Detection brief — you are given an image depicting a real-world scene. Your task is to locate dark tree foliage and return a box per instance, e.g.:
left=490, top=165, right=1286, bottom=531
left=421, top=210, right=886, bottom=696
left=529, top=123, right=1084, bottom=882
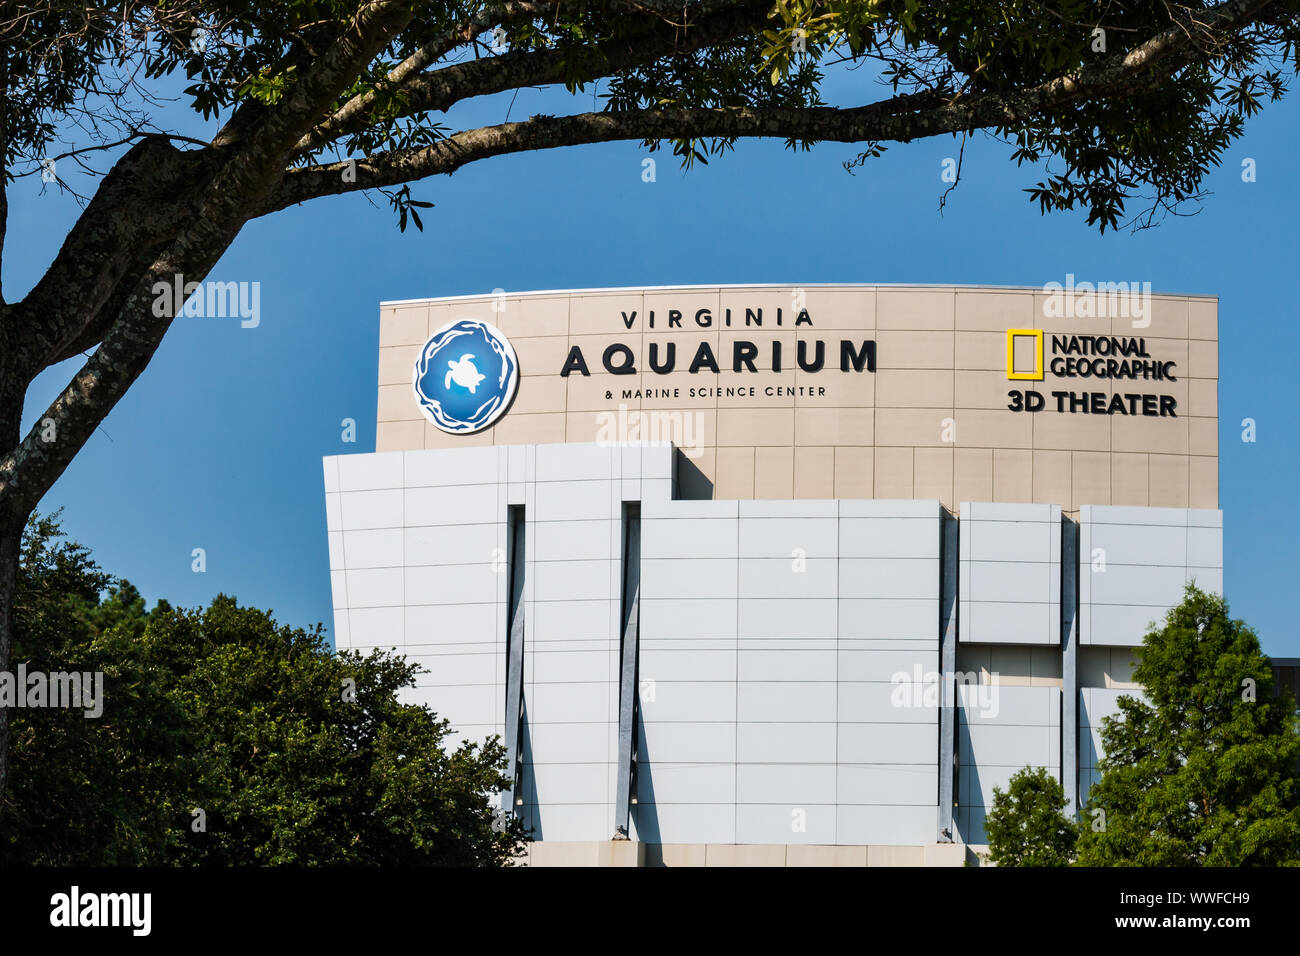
left=1076, top=585, right=1300, bottom=866
left=983, top=765, right=1078, bottom=866
left=0, top=512, right=195, bottom=865
left=0, top=515, right=525, bottom=866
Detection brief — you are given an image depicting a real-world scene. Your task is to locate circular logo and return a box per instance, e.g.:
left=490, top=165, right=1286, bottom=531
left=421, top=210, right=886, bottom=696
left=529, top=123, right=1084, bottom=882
left=412, top=320, right=519, bottom=433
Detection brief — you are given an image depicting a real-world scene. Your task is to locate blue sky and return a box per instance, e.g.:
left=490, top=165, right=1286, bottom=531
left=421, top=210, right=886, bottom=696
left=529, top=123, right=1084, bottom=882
left=6, top=73, right=1297, bottom=655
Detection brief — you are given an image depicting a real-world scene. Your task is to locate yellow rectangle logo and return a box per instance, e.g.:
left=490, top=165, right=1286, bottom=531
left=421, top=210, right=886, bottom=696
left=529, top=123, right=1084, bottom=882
left=1006, top=329, right=1044, bottom=381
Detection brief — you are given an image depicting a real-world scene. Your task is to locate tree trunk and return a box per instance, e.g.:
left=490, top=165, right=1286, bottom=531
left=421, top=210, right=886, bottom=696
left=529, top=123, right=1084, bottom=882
left=0, top=376, right=25, bottom=804
left=0, top=517, right=17, bottom=805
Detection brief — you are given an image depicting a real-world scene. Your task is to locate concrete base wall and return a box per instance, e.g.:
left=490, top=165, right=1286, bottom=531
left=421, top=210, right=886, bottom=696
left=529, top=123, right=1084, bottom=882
left=523, top=841, right=975, bottom=867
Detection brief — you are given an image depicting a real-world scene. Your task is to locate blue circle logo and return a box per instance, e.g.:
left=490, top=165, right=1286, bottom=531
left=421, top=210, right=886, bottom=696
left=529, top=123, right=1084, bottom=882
left=412, top=320, right=519, bottom=433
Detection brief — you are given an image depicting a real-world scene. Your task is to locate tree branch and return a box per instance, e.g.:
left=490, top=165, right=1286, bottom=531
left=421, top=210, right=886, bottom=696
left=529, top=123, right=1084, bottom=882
left=9, top=137, right=203, bottom=377
left=0, top=0, right=434, bottom=516
left=266, top=0, right=1275, bottom=214
left=212, top=0, right=417, bottom=153
left=13, top=0, right=420, bottom=383
left=43, top=248, right=165, bottom=366
left=295, top=1, right=559, bottom=154
left=0, top=42, right=8, bottom=307
left=0, top=203, right=248, bottom=522
left=295, top=0, right=769, bottom=156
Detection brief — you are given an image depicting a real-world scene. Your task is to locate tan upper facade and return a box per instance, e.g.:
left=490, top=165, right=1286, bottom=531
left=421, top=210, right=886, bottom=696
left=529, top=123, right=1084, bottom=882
left=376, top=284, right=1218, bottom=511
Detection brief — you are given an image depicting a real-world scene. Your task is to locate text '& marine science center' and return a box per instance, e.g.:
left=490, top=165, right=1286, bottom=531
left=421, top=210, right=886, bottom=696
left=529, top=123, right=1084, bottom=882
left=322, top=284, right=1220, bottom=866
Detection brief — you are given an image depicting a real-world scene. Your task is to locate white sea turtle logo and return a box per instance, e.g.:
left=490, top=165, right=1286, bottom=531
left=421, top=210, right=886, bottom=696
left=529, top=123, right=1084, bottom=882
left=444, top=353, right=487, bottom=394
left=413, top=319, right=519, bottom=433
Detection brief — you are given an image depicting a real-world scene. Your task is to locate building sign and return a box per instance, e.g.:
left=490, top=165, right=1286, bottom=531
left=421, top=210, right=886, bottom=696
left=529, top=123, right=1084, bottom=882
left=1005, top=329, right=1178, bottom=417
left=407, top=307, right=1187, bottom=433
left=413, top=319, right=519, bottom=433
left=558, top=306, right=877, bottom=378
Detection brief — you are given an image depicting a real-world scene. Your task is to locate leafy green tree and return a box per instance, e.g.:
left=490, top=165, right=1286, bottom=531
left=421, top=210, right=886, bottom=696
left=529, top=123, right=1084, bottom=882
left=1076, top=585, right=1300, bottom=866
left=2, top=0, right=1299, bottom=796
left=151, top=596, right=527, bottom=865
left=983, top=765, right=1078, bottom=866
left=1, top=514, right=525, bottom=865
left=0, top=512, right=196, bottom=865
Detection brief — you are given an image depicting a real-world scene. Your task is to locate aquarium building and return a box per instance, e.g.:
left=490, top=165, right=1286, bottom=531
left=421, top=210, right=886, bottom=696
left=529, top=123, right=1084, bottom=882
left=322, top=284, right=1221, bottom=865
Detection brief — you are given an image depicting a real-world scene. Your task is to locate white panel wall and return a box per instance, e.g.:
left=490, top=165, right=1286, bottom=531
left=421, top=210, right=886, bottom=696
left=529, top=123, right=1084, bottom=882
left=632, top=497, right=942, bottom=846
left=325, top=443, right=672, bottom=843
left=520, top=444, right=619, bottom=841
left=959, top=502, right=1061, bottom=645
left=835, top=500, right=941, bottom=845
left=518, top=443, right=673, bottom=841
left=736, top=499, right=840, bottom=846
left=324, top=444, right=1221, bottom=849
left=635, top=496, right=740, bottom=843
left=1079, top=506, right=1223, bottom=647
left=325, top=447, right=509, bottom=758
left=1079, top=687, right=1149, bottom=804
left=324, top=452, right=947, bottom=848
left=956, top=683, right=1061, bottom=845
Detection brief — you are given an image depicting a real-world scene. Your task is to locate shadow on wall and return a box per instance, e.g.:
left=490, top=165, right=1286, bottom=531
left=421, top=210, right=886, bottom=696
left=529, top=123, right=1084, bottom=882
left=630, top=732, right=660, bottom=842
left=1271, top=659, right=1300, bottom=774
left=674, top=449, right=713, bottom=500
left=1271, top=659, right=1300, bottom=706
left=517, top=707, right=542, bottom=841
left=955, top=717, right=985, bottom=845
